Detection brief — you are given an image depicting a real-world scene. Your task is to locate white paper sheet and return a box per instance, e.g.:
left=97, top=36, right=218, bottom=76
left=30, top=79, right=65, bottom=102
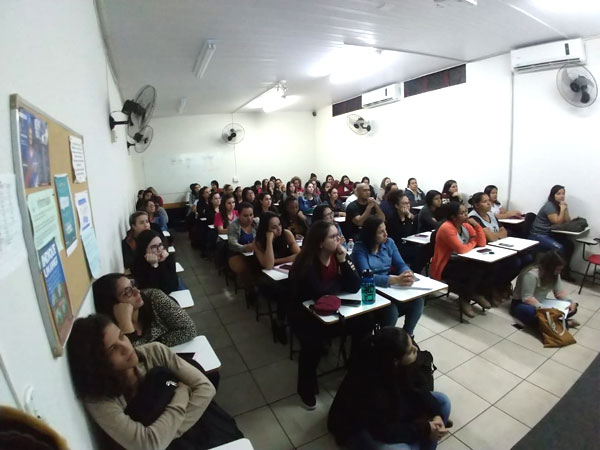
left=0, top=174, right=28, bottom=279
left=81, top=226, right=101, bottom=279
left=69, top=136, right=87, bottom=183
left=74, top=190, right=92, bottom=232
left=26, top=189, right=64, bottom=254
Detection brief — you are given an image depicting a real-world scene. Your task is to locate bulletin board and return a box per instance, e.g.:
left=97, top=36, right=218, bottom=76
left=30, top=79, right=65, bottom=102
left=9, top=95, right=98, bottom=357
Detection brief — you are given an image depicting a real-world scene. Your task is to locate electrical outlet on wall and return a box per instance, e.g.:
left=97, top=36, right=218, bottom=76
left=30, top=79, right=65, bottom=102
left=232, top=176, right=239, bottom=183
left=24, top=385, right=43, bottom=420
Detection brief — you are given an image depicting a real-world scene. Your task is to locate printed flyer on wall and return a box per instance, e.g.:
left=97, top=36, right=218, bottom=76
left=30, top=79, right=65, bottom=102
left=54, top=174, right=78, bottom=256
left=38, top=238, right=73, bottom=345
left=19, top=107, right=50, bottom=188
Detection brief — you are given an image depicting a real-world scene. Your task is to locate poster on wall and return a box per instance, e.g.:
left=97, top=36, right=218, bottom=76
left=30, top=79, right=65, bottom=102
left=0, top=174, right=28, bottom=280
left=54, top=174, right=78, bottom=256
left=74, top=190, right=92, bottom=231
left=38, top=238, right=73, bottom=345
left=26, top=189, right=64, bottom=253
left=69, top=136, right=87, bottom=183
left=19, top=107, right=50, bottom=188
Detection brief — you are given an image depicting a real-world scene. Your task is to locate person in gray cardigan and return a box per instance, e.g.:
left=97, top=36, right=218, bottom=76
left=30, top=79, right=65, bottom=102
left=227, top=202, right=258, bottom=291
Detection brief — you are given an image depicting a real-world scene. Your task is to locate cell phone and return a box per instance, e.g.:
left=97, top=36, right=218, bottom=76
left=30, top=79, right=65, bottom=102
left=416, top=234, right=428, bottom=237
left=476, top=248, right=492, bottom=254
left=279, top=264, right=293, bottom=270
left=341, top=299, right=361, bottom=307
left=498, top=243, right=514, bottom=248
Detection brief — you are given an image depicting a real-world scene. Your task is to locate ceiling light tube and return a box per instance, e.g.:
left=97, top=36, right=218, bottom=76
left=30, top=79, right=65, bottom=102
left=177, top=97, right=187, bottom=114
left=193, top=40, right=216, bottom=78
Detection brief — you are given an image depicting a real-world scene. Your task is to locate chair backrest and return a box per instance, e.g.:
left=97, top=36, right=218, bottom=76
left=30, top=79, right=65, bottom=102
left=523, top=212, right=537, bottom=237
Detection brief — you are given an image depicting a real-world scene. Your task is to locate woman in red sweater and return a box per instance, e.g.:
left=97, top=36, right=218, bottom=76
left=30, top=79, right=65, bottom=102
left=430, top=202, right=488, bottom=317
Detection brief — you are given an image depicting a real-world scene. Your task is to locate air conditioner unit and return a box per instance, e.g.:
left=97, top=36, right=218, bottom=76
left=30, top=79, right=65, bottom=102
left=511, top=39, right=586, bottom=73
left=361, top=83, right=403, bottom=108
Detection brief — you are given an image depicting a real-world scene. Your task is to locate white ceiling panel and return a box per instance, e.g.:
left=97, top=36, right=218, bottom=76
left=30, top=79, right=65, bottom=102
left=96, top=0, right=600, bottom=116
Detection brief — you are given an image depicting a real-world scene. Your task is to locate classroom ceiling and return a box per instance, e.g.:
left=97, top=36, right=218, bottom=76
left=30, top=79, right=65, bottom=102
left=96, top=0, right=600, bottom=117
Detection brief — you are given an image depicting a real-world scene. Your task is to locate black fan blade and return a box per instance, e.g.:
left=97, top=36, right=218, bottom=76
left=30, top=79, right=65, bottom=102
left=353, top=123, right=359, bottom=129
left=581, top=86, right=590, bottom=104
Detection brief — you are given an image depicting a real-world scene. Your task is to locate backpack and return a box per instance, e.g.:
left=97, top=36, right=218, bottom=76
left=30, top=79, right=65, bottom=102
left=550, top=217, right=588, bottom=233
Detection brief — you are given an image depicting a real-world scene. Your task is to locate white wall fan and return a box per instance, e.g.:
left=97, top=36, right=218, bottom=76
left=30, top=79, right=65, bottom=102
left=221, top=123, right=245, bottom=144
left=347, top=114, right=372, bottom=135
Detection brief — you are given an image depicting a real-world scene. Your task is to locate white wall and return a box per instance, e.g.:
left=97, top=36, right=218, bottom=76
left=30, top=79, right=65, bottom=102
left=0, top=1, right=144, bottom=448
left=145, top=111, right=317, bottom=203
left=314, top=54, right=514, bottom=203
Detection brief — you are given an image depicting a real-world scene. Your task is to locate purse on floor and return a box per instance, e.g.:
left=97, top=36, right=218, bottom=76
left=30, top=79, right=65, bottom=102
left=536, top=307, right=576, bottom=348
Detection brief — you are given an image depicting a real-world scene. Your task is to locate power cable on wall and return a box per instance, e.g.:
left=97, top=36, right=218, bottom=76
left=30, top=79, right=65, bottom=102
left=507, top=71, right=515, bottom=208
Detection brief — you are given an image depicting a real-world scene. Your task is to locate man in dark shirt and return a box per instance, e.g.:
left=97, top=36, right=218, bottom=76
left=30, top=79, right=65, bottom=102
left=345, top=183, right=385, bottom=240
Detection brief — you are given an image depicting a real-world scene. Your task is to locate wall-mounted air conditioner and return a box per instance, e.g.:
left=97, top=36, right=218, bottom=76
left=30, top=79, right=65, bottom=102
left=361, top=83, right=403, bottom=108
left=511, top=39, right=586, bottom=73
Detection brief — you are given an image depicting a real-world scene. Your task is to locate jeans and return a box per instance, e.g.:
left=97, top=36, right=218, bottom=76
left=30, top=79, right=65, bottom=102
left=529, top=233, right=574, bottom=265
left=395, top=298, right=425, bottom=337
left=346, top=392, right=451, bottom=450
left=511, top=299, right=577, bottom=328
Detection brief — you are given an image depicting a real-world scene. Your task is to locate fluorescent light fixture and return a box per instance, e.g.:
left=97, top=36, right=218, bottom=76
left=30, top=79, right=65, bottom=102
left=244, top=82, right=299, bottom=112
left=530, top=0, right=600, bottom=12
left=193, top=40, right=216, bottom=78
left=177, top=97, right=187, bottom=114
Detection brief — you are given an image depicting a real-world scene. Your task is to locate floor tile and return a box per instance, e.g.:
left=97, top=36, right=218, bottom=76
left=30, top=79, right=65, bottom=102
left=214, top=371, right=266, bottom=416
left=296, top=433, right=341, bottom=450
left=441, top=323, right=503, bottom=354
left=526, top=358, right=582, bottom=397
left=236, top=333, right=290, bottom=370
left=419, top=335, right=475, bottom=373
left=572, top=304, right=596, bottom=326
left=319, top=370, right=346, bottom=398
left=572, top=326, right=600, bottom=351
left=251, top=359, right=298, bottom=403
left=446, top=356, right=521, bottom=404
left=434, top=375, right=490, bottom=431
left=506, top=328, right=559, bottom=357
left=551, top=342, right=599, bottom=372
left=573, top=291, right=600, bottom=312
left=234, top=406, right=293, bottom=450
left=271, top=392, right=334, bottom=448
left=207, top=290, right=246, bottom=309
left=215, top=345, right=248, bottom=378
left=216, top=302, right=256, bottom=325
left=226, top=316, right=273, bottom=345
left=469, top=311, right=519, bottom=338
left=455, top=407, right=529, bottom=450
left=413, top=323, right=437, bottom=342
left=585, top=311, right=600, bottom=330
left=418, top=305, right=460, bottom=333
left=496, top=381, right=559, bottom=427
left=438, top=435, right=472, bottom=450
left=188, top=309, right=222, bottom=333
left=202, top=324, right=234, bottom=349
left=480, top=340, right=546, bottom=378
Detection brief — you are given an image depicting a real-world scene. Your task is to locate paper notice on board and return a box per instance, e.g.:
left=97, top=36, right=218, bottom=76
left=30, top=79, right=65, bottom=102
left=27, top=189, right=64, bottom=255
left=0, top=173, right=28, bottom=279
left=81, top=226, right=101, bottom=279
left=54, top=174, right=78, bottom=256
left=74, top=190, right=92, bottom=232
left=69, top=136, right=86, bottom=183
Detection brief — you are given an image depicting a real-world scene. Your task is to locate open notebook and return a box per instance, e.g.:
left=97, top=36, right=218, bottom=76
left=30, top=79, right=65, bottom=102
left=540, top=299, right=571, bottom=314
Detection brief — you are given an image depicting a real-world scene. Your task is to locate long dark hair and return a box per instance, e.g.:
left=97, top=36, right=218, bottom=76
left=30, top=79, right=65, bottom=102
left=281, top=195, right=299, bottom=221
left=255, top=211, right=281, bottom=250
left=291, top=220, right=335, bottom=279
left=219, top=193, right=235, bottom=228
left=92, top=273, right=153, bottom=332
left=442, top=179, right=457, bottom=196
left=67, top=314, right=130, bottom=399
left=285, top=181, right=296, bottom=196
left=537, top=250, right=565, bottom=286
left=443, top=201, right=463, bottom=221
left=548, top=185, right=565, bottom=209
left=359, top=216, right=385, bottom=252
left=312, top=204, right=332, bottom=222
left=425, top=190, right=441, bottom=208
left=468, top=192, right=486, bottom=208
left=484, top=185, right=500, bottom=205
left=383, top=182, right=398, bottom=200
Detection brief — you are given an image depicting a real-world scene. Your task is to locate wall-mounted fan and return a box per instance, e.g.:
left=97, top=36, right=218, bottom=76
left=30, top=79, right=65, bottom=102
left=222, top=123, right=245, bottom=144
left=556, top=65, right=597, bottom=107
left=109, top=85, right=157, bottom=137
left=127, top=125, right=153, bottom=153
left=347, top=114, right=372, bottom=135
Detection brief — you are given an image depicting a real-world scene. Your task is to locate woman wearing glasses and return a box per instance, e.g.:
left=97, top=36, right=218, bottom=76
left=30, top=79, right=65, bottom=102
left=132, top=230, right=179, bottom=294
left=93, top=273, right=196, bottom=348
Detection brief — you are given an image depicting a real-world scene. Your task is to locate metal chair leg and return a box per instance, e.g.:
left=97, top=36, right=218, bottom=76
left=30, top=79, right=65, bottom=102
left=579, top=261, right=592, bottom=294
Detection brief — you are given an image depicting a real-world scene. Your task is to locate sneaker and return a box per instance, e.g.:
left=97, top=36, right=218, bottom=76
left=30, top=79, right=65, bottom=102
left=473, top=295, right=491, bottom=309
left=299, top=393, right=317, bottom=410
left=459, top=298, right=475, bottom=318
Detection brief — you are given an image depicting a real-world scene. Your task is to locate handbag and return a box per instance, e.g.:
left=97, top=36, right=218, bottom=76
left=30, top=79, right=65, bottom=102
left=406, top=349, right=437, bottom=392
left=550, top=217, right=588, bottom=232
left=310, top=295, right=342, bottom=316
left=535, top=307, right=576, bottom=348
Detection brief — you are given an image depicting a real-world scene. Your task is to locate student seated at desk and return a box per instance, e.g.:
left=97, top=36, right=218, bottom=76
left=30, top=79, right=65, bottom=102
left=210, top=179, right=221, bottom=194
left=122, top=212, right=150, bottom=273
left=93, top=273, right=196, bottom=347
left=345, top=183, right=386, bottom=241
left=352, top=217, right=423, bottom=338
left=430, top=202, right=489, bottom=318
left=319, top=181, right=332, bottom=202
left=379, top=182, right=399, bottom=221
left=484, top=185, right=521, bottom=219
left=222, top=183, right=234, bottom=197
left=529, top=185, right=575, bottom=280
left=324, top=187, right=346, bottom=217
left=227, top=202, right=258, bottom=292
left=254, top=211, right=300, bottom=343
left=467, top=192, right=507, bottom=242
left=267, top=179, right=283, bottom=204
left=510, top=251, right=579, bottom=329
left=214, top=194, right=238, bottom=235
left=406, top=178, right=426, bottom=208
left=338, top=175, right=354, bottom=198
left=233, top=186, right=243, bottom=209
left=280, top=196, right=308, bottom=239
left=283, top=181, right=297, bottom=202
left=313, top=204, right=345, bottom=244
left=441, top=180, right=462, bottom=205
left=252, top=180, right=262, bottom=196
left=417, top=190, right=442, bottom=233
left=240, top=187, right=255, bottom=209
left=133, top=230, right=180, bottom=294
left=289, top=221, right=396, bottom=409
left=377, top=177, right=391, bottom=204
left=324, top=174, right=335, bottom=187
left=254, top=192, right=279, bottom=216
left=142, top=199, right=168, bottom=233
left=147, top=187, right=164, bottom=207
left=291, top=175, right=304, bottom=194
left=361, top=176, right=376, bottom=198
left=298, top=181, right=321, bottom=214
left=187, top=183, right=201, bottom=218
left=66, top=315, right=242, bottom=450
left=329, top=327, right=451, bottom=450
left=205, top=192, right=220, bottom=225
left=194, top=187, right=210, bottom=218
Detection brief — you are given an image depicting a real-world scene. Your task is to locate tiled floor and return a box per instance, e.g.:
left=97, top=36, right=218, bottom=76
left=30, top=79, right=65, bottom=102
left=173, top=232, right=600, bottom=450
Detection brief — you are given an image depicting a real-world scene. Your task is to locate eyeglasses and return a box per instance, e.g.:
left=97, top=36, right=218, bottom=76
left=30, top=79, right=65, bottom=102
left=149, top=243, right=165, bottom=252
left=120, top=280, right=138, bottom=298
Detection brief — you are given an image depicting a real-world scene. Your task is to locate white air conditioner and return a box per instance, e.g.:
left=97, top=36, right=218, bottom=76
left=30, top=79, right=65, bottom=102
left=361, top=83, right=403, bottom=108
left=511, top=39, right=586, bottom=73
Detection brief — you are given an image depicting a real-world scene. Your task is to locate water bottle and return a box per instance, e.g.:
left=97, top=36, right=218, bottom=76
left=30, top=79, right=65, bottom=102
left=361, top=269, right=375, bottom=305
left=346, top=239, right=354, bottom=255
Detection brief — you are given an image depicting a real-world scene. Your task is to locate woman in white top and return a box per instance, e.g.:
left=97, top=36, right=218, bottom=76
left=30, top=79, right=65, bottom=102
left=484, top=185, right=521, bottom=220
left=467, top=192, right=507, bottom=242
left=376, top=177, right=391, bottom=204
